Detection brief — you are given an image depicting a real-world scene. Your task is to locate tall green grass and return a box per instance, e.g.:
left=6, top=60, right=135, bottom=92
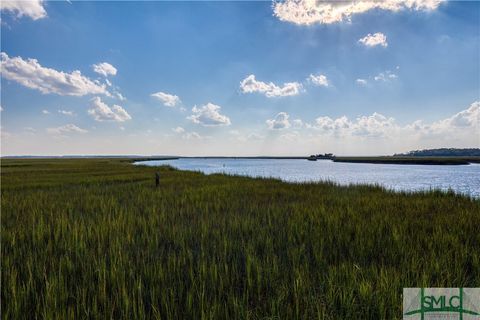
left=1, top=158, right=479, bottom=319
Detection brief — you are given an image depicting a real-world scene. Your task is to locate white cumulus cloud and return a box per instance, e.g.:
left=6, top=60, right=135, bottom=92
left=314, top=115, right=352, bottom=132
left=113, top=92, right=126, bottom=101
left=307, top=101, right=479, bottom=140
left=1, top=0, right=47, bottom=20
left=187, top=103, right=231, bottom=127
left=240, top=74, right=302, bottom=98
left=58, top=110, right=74, bottom=116
left=1, top=52, right=108, bottom=96
left=88, top=97, right=131, bottom=122
left=308, top=74, right=330, bottom=87
left=358, top=32, right=388, bottom=47
left=311, top=113, right=396, bottom=138
left=293, top=119, right=304, bottom=128
left=310, top=113, right=396, bottom=138
left=266, top=112, right=291, bottom=130
left=273, top=0, right=443, bottom=26
left=447, top=101, right=480, bottom=127
left=93, top=62, right=117, bottom=77
left=374, top=70, right=398, bottom=82
left=353, top=113, right=396, bottom=137
left=425, top=101, right=480, bottom=133
left=172, top=126, right=185, bottom=133
left=46, top=124, right=87, bottom=135
left=356, top=79, right=368, bottom=86
left=151, top=91, right=181, bottom=107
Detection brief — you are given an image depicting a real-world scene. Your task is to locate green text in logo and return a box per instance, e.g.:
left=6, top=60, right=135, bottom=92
left=403, top=288, right=480, bottom=320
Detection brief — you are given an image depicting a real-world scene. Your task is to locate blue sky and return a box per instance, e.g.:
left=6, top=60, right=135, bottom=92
left=1, top=0, right=479, bottom=156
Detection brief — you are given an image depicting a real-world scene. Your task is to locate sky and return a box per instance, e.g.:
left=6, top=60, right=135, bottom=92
left=1, top=0, right=479, bottom=156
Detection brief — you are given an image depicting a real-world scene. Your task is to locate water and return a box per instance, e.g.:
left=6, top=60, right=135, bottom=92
left=135, top=158, right=480, bottom=198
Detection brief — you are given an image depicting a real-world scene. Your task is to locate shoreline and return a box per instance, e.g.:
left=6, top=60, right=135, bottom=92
left=131, top=159, right=479, bottom=199
left=332, top=156, right=480, bottom=165
left=3, top=155, right=480, bottom=166
left=131, top=156, right=480, bottom=166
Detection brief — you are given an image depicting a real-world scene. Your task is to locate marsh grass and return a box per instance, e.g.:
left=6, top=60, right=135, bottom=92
left=1, top=159, right=479, bottom=319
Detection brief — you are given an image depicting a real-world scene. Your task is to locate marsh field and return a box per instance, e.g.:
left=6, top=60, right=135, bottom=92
left=1, top=158, right=479, bottom=319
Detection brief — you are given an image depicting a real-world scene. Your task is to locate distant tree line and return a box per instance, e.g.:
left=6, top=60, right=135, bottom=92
left=394, top=148, right=480, bottom=157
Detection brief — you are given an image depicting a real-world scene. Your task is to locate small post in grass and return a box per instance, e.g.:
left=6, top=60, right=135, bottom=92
left=155, top=172, right=160, bottom=188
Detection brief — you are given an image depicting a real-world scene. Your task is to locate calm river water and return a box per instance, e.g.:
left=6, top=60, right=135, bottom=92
left=135, top=158, right=480, bottom=198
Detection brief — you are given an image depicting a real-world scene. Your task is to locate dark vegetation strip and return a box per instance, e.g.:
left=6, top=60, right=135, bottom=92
left=332, top=156, right=480, bottom=165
